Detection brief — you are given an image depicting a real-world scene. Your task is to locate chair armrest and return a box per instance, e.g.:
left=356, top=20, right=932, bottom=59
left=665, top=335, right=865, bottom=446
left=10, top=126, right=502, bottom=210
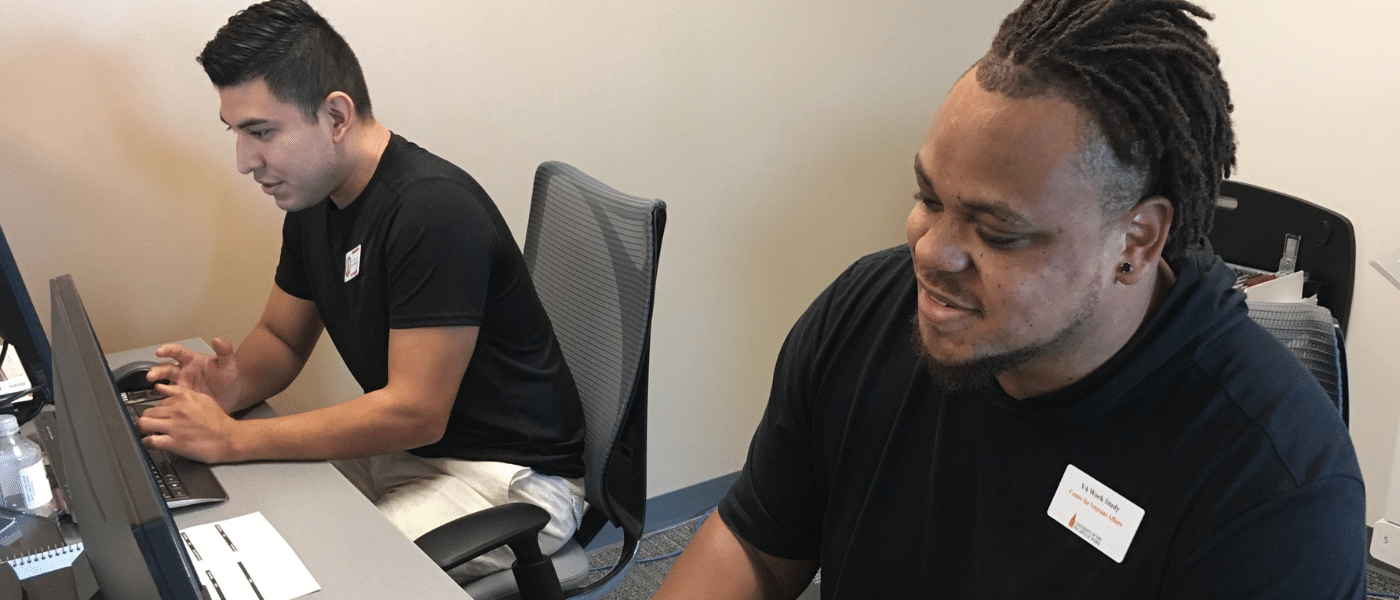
left=415, top=502, right=551, bottom=571
left=413, top=502, right=564, bottom=600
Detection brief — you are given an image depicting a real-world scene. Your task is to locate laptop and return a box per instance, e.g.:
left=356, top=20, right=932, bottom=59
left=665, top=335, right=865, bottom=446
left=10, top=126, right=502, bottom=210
left=2, top=222, right=225, bottom=510
left=35, top=399, right=228, bottom=510
left=49, top=273, right=211, bottom=599
left=22, top=322, right=227, bottom=508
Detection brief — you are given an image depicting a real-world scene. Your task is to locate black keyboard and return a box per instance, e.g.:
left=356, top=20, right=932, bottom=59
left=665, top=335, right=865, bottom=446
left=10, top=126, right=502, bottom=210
left=121, top=392, right=190, bottom=501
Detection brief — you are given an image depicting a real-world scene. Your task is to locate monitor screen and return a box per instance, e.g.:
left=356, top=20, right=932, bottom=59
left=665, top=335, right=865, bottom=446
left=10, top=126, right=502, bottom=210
left=0, top=223, right=51, bottom=416
left=49, top=274, right=206, bottom=600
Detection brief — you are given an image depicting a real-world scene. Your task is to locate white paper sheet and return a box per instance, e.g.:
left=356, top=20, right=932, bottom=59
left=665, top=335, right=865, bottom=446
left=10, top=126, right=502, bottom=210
left=180, top=512, right=320, bottom=600
left=1243, top=270, right=1305, bottom=303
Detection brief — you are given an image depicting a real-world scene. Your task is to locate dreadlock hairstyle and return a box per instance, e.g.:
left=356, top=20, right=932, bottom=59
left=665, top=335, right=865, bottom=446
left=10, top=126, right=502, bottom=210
left=976, top=0, right=1235, bottom=263
left=198, top=0, right=372, bottom=123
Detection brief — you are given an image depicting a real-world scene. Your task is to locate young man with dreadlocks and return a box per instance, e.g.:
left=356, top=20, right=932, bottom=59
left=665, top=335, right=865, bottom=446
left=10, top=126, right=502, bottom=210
left=134, top=0, right=587, bottom=580
left=657, top=0, right=1364, bottom=597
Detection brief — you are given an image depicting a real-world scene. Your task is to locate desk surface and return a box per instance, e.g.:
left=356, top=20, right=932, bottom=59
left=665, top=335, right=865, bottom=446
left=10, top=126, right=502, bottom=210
left=106, top=340, right=469, bottom=600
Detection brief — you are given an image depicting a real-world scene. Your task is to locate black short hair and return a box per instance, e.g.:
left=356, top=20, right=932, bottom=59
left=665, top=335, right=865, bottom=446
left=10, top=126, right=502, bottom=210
left=977, top=0, right=1235, bottom=263
left=198, top=0, right=372, bottom=123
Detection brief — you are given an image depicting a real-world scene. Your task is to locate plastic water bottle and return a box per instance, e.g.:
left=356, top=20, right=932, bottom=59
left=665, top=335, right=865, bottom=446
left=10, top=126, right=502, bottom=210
left=0, top=414, right=54, bottom=516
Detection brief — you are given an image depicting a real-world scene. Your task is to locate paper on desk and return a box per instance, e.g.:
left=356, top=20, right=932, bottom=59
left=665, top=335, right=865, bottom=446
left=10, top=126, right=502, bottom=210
left=181, top=512, right=320, bottom=600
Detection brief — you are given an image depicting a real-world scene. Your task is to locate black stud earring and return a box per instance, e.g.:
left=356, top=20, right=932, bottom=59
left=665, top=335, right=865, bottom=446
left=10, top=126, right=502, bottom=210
left=1120, top=263, right=1133, bottom=274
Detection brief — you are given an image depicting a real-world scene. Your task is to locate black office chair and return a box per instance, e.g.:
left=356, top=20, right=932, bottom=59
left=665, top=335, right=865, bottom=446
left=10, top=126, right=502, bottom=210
left=1211, top=180, right=1354, bottom=423
left=416, top=161, right=665, bottom=600
left=1212, top=180, right=1356, bottom=334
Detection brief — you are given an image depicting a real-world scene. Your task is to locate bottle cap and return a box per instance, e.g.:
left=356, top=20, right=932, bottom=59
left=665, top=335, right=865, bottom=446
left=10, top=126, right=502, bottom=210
left=0, top=414, right=16, bottom=436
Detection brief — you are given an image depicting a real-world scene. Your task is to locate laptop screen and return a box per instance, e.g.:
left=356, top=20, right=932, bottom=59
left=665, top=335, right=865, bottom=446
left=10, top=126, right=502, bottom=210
left=50, top=274, right=206, bottom=600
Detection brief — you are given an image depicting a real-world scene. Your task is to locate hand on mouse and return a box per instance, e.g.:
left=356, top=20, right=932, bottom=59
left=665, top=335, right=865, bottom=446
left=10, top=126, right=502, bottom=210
left=148, top=339, right=243, bottom=414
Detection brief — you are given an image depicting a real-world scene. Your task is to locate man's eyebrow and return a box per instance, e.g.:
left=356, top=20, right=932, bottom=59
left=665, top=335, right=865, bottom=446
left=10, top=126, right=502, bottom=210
left=913, top=155, right=932, bottom=187
left=963, top=198, right=1033, bottom=227
left=913, top=155, right=1033, bottom=227
left=219, top=115, right=270, bottom=130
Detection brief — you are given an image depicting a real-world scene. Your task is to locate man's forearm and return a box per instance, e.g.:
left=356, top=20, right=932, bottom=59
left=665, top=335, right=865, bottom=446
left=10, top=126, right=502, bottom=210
left=226, top=386, right=449, bottom=461
left=219, top=325, right=471, bottom=462
left=229, top=323, right=313, bottom=411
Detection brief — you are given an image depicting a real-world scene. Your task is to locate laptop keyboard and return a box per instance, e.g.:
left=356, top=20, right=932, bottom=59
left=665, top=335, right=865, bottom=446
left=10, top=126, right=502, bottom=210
left=121, top=391, right=191, bottom=501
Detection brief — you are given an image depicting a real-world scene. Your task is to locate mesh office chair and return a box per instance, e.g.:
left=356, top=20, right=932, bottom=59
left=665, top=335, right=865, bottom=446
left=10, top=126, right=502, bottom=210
left=416, top=161, right=666, bottom=600
left=1211, top=180, right=1354, bottom=423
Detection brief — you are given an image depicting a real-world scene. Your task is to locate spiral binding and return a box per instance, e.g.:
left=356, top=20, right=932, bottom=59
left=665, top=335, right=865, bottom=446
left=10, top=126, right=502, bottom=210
left=5, top=541, right=83, bottom=580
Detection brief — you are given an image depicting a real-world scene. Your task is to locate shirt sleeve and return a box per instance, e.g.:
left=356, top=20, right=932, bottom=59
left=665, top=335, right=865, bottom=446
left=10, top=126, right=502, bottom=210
left=382, top=177, right=501, bottom=329
left=274, top=212, right=313, bottom=300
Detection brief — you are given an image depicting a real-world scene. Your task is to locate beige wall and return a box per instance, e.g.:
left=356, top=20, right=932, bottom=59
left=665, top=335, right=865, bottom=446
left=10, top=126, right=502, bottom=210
left=2, top=0, right=1396, bottom=528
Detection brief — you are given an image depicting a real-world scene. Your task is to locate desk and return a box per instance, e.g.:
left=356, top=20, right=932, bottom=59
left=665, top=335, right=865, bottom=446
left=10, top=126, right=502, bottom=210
left=105, top=340, right=469, bottom=600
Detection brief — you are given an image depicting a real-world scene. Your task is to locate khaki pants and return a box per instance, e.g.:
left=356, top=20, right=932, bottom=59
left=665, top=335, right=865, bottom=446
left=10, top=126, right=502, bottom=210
left=333, top=453, right=585, bottom=582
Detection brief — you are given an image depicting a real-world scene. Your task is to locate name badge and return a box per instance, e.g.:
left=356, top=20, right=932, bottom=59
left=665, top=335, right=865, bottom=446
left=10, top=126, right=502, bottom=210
left=344, top=245, right=362, bottom=282
left=1046, top=464, right=1145, bottom=563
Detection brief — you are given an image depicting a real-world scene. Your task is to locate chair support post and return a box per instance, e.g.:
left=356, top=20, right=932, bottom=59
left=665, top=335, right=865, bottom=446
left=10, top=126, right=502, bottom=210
left=508, top=539, right=564, bottom=600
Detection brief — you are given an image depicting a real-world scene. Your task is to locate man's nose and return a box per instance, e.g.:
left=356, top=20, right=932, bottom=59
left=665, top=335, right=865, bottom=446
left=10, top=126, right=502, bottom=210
left=235, top=135, right=264, bottom=175
left=915, top=215, right=972, bottom=275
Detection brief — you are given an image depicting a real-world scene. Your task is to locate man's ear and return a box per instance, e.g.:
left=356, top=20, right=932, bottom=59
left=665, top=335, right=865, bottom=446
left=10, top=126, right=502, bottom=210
left=1117, top=195, right=1173, bottom=284
left=321, top=91, right=356, bottom=142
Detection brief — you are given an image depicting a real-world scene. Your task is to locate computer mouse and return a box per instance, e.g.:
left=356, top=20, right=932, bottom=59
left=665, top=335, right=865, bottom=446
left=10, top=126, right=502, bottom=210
left=111, top=360, right=161, bottom=393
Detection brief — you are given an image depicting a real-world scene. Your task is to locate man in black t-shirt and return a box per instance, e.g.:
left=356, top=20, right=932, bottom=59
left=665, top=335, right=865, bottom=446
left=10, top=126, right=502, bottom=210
left=133, top=0, right=585, bottom=579
left=656, top=0, right=1364, bottom=598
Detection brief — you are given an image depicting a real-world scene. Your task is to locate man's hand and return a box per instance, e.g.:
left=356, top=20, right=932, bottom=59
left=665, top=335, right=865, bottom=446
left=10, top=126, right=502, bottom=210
left=148, top=338, right=242, bottom=413
left=136, top=383, right=244, bottom=464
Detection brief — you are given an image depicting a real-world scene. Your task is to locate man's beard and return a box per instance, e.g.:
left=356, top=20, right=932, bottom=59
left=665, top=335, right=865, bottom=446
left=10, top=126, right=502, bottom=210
left=908, top=291, right=1099, bottom=394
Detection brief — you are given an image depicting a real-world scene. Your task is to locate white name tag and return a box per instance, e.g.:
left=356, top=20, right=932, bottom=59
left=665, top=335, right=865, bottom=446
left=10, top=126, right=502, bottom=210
left=1046, top=464, right=1145, bottom=563
left=344, top=245, right=362, bottom=282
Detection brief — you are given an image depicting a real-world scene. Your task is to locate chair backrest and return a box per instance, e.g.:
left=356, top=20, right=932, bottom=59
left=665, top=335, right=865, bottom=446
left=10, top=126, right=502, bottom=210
left=1213, top=180, right=1353, bottom=426
left=1246, top=301, right=1348, bottom=424
left=1212, top=180, right=1356, bottom=334
left=521, top=161, right=665, bottom=558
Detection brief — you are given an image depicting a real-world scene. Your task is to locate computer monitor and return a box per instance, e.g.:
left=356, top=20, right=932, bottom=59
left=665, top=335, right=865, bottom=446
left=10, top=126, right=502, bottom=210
left=49, top=274, right=207, bottom=600
left=0, top=223, right=51, bottom=417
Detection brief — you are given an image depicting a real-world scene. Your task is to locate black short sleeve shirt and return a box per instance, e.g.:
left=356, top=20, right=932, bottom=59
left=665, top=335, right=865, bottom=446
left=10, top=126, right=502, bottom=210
left=276, top=134, right=583, bottom=477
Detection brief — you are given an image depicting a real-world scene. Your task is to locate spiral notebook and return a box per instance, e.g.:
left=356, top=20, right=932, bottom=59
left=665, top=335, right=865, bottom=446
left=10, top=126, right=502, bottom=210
left=0, top=507, right=64, bottom=561
left=0, top=509, right=84, bottom=599
left=6, top=541, right=83, bottom=580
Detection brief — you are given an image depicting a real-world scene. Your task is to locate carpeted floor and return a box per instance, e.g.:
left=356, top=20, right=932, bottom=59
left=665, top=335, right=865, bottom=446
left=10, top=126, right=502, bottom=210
left=1371, top=564, right=1400, bottom=598
left=581, top=510, right=708, bottom=599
